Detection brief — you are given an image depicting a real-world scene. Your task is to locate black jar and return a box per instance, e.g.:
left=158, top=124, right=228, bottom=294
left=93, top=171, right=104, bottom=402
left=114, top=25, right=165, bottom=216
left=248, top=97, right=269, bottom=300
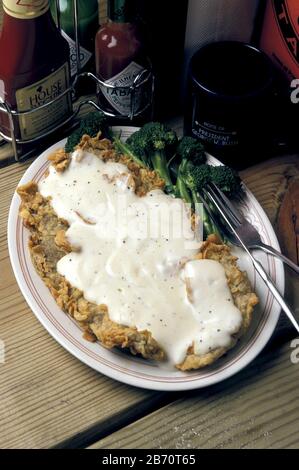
left=184, top=41, right=276, bottom=169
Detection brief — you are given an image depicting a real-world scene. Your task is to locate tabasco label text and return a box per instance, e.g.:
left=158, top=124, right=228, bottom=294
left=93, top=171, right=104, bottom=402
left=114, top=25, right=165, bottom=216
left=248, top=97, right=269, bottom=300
left=260, top=0, right=299, bottom=81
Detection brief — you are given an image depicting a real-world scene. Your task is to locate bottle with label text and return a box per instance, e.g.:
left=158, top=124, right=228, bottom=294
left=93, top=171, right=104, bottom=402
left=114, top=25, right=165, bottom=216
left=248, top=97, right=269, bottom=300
left=257, top=0, right=299, bottom=151
left=259, top=0, right=299, bottom=83
left=50, top=0, right=99, bottom=90
left=95, top=0, right=152, bottom=123
left=0, top=0, right=72, bottom=142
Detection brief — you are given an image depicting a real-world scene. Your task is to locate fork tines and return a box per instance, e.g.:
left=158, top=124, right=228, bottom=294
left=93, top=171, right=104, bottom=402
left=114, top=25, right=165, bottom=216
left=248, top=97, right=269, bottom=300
left=208, top=183, right=244, bottom=226
left=201, top=184, right=238, bottom=232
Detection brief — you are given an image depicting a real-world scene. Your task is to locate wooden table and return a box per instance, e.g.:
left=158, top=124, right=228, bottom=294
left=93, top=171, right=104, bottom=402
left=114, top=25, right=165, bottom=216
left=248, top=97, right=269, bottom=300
left=1, top=138, right=299, bottom=448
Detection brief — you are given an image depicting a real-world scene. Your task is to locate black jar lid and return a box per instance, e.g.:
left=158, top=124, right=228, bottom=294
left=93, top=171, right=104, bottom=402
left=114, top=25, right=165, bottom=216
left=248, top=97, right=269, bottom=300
left=189, top=41, right=274, bottom=103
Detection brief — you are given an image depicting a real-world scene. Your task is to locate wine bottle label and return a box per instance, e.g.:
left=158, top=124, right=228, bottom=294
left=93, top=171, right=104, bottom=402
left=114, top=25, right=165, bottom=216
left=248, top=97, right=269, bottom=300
left=192, top=118, right=239, bottom=148
left=16, top=62, right=72, bottom=140
left=3, top=0, right=49, bottom=19
left=100, top=61, right=146, bottom=116
left=61, top=31, right=92, bottom=77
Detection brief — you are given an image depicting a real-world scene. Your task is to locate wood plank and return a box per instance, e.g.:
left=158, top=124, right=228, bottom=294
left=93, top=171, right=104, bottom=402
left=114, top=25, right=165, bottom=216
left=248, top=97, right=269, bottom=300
left=241, top=156, right=299, bottom=326
left=1, top=138, right=298, bottom=448
left=241, top=155, right=299, bottom=225
left=0, top=161, right=166, bottom=449
left=89, top=339, right=299, bottom=449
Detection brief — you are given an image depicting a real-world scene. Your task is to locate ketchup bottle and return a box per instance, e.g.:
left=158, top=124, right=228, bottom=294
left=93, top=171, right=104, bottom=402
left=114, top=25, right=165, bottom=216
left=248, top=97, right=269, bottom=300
left=0, top=0, right=72, bottom=142
left=95, top=0, right=152, bottom=123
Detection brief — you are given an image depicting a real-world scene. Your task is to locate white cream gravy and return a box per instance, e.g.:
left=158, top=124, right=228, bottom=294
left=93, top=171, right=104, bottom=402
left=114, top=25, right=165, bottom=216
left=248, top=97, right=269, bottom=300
left=39, top=150, right=242, bottom=365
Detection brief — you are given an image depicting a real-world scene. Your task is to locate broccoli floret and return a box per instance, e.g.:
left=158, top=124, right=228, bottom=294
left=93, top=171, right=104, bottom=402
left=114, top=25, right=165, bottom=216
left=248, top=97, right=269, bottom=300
left=124, top=128, right=152, bottom=167
left=113, top=123, right=178, bottom=191
left=174, top=143, right=216, bottom=237
left=181, top=164, right=218, bottom=237
left=174, top=137, right=207, bottom=202
left=65, top=112, right=108, bottom=153
left=210, top=165, right=241, bottom=197
left=141, top=122, right=177, bottom=190
left=123, top=122, right=177, bottom=190
left=175, top=161, right=208, bottom=203
left=179, top=163, right=242, bottom=238
left=176, top=136, right=206, bottom=166
left=113, top=135, right=147, bottom=168
left=184, top=164, right=211, bottom=191
left=182, top=163, right=241, bottom=197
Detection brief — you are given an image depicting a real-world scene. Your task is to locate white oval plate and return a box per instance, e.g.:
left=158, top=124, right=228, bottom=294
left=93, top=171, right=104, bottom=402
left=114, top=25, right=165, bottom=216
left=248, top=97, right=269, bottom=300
left=8, top=127, right=284, bottom=391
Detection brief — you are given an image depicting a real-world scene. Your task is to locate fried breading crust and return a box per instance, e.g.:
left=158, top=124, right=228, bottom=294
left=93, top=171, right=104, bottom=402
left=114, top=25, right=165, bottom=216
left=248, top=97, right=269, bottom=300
left=17, top=135, right=258, bottom=369
left=17, top=138, right=165, bottom=362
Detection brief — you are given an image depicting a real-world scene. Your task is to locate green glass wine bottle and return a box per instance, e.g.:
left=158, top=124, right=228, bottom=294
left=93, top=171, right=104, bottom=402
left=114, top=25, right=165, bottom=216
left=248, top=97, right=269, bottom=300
left=50, top=0, right=99, bottom=89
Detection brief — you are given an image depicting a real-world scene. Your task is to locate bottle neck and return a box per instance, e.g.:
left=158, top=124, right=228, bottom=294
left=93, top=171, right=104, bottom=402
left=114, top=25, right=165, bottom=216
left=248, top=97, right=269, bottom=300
left=3, top=0, right=49, bottom=20
left=108, top=0, right=132, bottom=23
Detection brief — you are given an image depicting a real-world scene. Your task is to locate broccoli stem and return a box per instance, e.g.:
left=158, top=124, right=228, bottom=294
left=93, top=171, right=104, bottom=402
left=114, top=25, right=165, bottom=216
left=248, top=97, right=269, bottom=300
left=176, top=176, right=192, bottom=204
left=191, top=189, right=221, bottom=239
left=176, top=174, right=219, bottom=238
left=150, top=150, right=174, bottom=190
left=113, top=137, right=146, bottom=168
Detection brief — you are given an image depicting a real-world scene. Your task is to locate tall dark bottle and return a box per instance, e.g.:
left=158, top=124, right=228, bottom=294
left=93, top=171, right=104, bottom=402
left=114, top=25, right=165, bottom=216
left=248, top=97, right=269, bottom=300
left=0, top=0, right=72, bottom=141
left=50, top=0, right=99, bottom=79
left=95, top=0, right=152, bottom=123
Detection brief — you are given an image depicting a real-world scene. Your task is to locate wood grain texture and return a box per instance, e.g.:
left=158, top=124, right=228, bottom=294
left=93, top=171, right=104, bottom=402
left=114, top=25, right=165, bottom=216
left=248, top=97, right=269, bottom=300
left=1, top=0, right=298, bottom=453
left=241, top=156, right=299, bottom=324
left=90, top=339, right=299, bottom=449
left=0, top=161, right=168, bottom=449
left=1, top=125, right=299, bottom=448
left=240, top=155, right=299, bottom=225
left=1, top=154, right=298, bottom=449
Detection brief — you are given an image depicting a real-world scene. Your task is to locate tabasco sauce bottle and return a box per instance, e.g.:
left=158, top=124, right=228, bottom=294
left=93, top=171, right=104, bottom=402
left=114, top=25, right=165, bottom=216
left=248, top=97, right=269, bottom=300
left=95, top=0, right=152, bottom=123
left=259, top=0, right=299, bottom=83
left=0, top=0, right=72, bottom=142
left=258, top=0, right=299, bottom=151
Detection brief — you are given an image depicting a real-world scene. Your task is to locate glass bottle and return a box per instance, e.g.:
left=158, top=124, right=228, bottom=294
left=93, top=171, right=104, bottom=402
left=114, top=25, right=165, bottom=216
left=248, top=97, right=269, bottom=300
left=50, top=0, right=99, bottom=80
left=95, top=0, right=152, bottom=123
left=0, top=0, right=72, bottom=142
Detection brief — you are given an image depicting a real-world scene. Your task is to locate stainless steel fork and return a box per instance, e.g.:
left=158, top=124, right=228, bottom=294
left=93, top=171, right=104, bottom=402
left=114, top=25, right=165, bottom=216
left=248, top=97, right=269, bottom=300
left=199, top=183, right=299, bottom=334
left=207, top=183, right=299, bottom=275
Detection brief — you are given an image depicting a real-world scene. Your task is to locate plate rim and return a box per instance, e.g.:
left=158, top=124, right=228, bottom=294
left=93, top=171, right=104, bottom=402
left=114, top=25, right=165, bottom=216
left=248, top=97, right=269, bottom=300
left=7, top=131, right=284, bottom=391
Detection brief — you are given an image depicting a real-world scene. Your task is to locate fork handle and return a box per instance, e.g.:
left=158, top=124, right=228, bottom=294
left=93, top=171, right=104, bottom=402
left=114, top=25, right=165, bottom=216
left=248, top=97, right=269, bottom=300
left=252, top=257, right=299, bottom=333
left=252, top=243, right=299, bottom=275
